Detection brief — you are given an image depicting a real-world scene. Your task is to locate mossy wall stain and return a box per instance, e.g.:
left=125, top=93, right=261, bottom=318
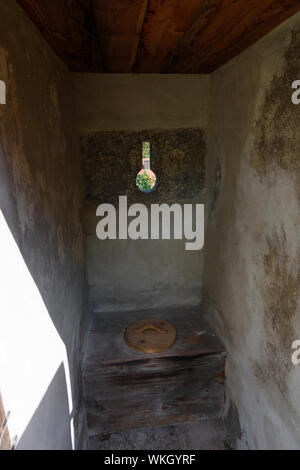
left=251, top=28, right=300, bottom=176
left=250, top=28, right=300, bottom=395
left=81, top=128, right=206, bottom=205
left=254, top=230, right=300, bottom=394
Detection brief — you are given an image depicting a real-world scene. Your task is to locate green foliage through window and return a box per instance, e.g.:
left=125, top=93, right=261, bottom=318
left=136, top=171, right=155, bottom=192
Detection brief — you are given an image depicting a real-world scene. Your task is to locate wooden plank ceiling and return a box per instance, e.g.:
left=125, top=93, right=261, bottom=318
left=17, top=0, right=300, bottom=73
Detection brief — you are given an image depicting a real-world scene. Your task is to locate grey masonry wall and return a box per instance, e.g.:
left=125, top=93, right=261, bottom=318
left=205, top=13, right=300, bottom=449
left=0, top=0, right=87, bottom=450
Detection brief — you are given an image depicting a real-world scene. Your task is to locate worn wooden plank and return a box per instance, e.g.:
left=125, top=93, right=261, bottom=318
left=92, top=0, right=148, bottom=72
left=82, top=306, right=226, bottom=436
left=84, top=352, right=226, bottom=435
left=18, top=0, right=300, bottom=73
left=166, top=0, right=300, bottom=73
left=96, top=33, right=140, bottom=73
left=17, top=0, right=102, bottom=72
left=83, top=306, right=225, bottom=368
left=134, top=0, right=206, bottom=73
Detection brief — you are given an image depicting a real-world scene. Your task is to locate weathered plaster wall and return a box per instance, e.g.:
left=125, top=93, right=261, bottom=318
left=74, top=74, right=210, bottom=312
left=205, top=13, right=300, bottom=449
left=74, top=74, right=211, bottom=134
left=0, top=0, right=87, bottom=449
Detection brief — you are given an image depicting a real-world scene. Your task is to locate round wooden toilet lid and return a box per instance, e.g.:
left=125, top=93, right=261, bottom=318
left=124, top=318, right=177, bottom=353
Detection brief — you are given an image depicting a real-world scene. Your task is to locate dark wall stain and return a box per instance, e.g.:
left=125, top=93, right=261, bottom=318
left=80, top=128, right=206, bottom=205
left=251, top=28, right=300, bottom=177
left=225, top=400, right=243, bottom=449
left=209, top=158, right=222, bottom=217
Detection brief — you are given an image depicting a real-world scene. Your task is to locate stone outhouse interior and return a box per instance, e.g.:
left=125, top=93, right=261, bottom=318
left=0, top=0, right=299, bottom=451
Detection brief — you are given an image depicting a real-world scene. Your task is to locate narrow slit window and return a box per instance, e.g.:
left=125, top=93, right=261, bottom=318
left=136, top=142, right=158, bottom=193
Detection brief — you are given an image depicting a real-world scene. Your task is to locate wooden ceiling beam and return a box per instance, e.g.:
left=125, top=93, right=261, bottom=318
left=134, top=0, right=208, bottom=73
left=161, top=0, right=213, bottom=73
left=92, top=0, right=148, bottom=72
left=16, top=0, right=300, bottom=74
left=165, top=0, right=300, bottom=73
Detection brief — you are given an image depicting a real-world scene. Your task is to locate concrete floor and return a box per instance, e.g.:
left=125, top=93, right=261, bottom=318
left=89, top=420, right=229, bottom=451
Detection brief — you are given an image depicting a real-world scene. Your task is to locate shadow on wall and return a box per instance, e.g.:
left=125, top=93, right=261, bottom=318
left=0, top=210, right=74, bottom=450
left=17, top=364, right=72, bottom=450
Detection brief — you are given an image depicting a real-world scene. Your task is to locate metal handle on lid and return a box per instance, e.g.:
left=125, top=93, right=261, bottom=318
left=134, top=324, right=168, bottom=335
